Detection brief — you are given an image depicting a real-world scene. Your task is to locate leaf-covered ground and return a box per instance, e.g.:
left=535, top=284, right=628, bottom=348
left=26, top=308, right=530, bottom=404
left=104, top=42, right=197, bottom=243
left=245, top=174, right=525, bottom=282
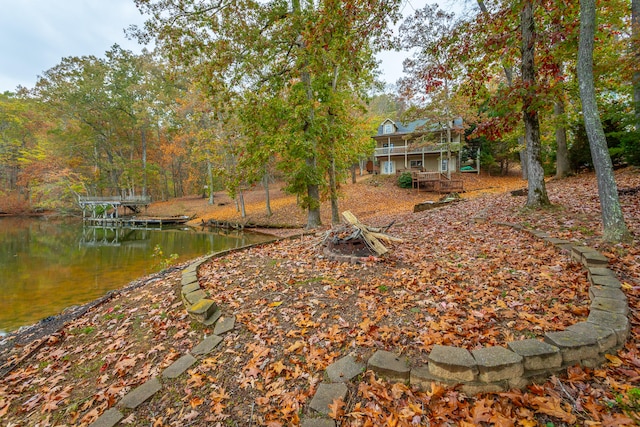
left=1, top=169, right=639, bottom=426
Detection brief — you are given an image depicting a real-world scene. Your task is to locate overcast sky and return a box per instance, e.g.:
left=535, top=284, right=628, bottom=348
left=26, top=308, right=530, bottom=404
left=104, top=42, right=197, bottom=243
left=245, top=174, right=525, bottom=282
left=0, top=0, right=460, bottom=93
left=0, top=0, right=148, bottom=92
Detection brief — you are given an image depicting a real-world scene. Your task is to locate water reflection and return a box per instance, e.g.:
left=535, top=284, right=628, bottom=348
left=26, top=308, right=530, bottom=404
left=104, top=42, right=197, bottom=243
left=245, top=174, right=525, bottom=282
left=0, top=217, right=273, bottom=333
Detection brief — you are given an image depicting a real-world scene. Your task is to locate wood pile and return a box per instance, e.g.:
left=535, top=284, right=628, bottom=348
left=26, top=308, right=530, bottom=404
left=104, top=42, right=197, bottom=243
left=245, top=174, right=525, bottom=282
left=323, top=211, right=402, bottom=257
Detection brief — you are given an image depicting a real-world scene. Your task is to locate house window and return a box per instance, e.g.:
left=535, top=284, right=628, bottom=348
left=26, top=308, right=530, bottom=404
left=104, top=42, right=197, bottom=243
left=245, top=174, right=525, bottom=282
left=383, top=123, right=394, bottom=134
left=410, top=160, right=422, bottom=168
left=441, top=159, right=448, bottom=172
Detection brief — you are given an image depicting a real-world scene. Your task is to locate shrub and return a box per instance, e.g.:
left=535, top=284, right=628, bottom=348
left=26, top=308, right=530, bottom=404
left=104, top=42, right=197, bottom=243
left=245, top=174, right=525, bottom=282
left=397, top=172, right=413, bottom=189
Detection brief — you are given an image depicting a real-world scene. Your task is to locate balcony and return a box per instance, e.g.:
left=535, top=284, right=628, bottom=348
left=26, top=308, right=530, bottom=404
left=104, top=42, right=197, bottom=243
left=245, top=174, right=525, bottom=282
left=374, top=143, right=449, bottom=157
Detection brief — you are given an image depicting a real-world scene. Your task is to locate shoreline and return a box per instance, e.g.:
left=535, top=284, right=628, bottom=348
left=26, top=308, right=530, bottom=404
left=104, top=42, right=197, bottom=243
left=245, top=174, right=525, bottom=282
left=0, top=263, right=187, bottom=372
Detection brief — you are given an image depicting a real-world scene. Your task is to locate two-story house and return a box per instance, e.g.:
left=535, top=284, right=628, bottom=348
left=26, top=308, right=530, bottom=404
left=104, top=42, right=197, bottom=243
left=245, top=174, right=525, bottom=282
left=371, top=118, right=464, bottom=175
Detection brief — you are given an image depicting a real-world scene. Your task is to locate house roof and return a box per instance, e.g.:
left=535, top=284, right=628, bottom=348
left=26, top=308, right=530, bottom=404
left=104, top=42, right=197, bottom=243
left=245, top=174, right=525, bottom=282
left=376, top=118, right=463, bottom=136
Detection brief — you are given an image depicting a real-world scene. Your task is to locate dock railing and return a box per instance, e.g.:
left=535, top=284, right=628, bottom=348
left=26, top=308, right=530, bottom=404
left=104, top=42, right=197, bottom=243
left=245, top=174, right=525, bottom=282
left=78, top=195, right=151, bottom=205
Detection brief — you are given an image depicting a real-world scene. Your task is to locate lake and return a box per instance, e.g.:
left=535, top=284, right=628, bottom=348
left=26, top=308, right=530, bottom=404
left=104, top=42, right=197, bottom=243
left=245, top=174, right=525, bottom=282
left=0, top=217, right=274, bottom=334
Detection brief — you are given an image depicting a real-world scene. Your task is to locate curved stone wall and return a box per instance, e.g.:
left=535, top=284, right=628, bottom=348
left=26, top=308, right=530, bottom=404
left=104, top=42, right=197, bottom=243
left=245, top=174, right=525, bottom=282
left=179, top=225, right=629, bottom=398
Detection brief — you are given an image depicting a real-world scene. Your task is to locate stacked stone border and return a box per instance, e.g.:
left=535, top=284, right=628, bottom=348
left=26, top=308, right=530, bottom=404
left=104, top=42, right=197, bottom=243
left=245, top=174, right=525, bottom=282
left=91, top=224, right=630, bottom=427
left=301, top=223, right=630, bottom=426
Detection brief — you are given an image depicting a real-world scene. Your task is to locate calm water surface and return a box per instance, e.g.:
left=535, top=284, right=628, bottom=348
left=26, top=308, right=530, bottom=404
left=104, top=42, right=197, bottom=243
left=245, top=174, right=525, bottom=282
left=0, top=217, right=273, bottom=333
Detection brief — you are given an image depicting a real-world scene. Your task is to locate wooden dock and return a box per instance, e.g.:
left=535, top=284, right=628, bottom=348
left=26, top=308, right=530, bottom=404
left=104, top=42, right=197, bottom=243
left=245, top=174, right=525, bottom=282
left=78, top=195, right=192, bottom=228
left=82, top=216, right=192, bottom=227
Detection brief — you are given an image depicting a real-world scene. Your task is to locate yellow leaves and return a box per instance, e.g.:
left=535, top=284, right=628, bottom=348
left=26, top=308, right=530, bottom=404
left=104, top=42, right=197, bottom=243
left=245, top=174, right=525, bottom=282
left=189, top=396, right=204, bottom=408
left=269, top=301, right=283, bottom=307
left=605, top=353, right=624, bottom=367
left=210, top=387, right=229, bottom=415
left=285, top=340, right=305, bottom=354
left=328, top=397, right=346, bottom=419
left=271, top=359, right=287, bottom=375
left=187, top=371, right=207, bottom=387
left=359, top=317, right=373, bottom=333
left=210, top=387, right=230, bottom=401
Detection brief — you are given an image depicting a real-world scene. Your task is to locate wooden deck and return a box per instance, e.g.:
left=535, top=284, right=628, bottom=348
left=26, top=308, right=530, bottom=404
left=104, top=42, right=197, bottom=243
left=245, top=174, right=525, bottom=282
left=412, top=172, right=464, bottom=193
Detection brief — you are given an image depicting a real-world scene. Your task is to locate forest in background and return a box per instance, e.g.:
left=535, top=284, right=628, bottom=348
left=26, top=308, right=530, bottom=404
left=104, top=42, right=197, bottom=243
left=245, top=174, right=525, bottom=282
left=0, top=0, right=638, bottom=231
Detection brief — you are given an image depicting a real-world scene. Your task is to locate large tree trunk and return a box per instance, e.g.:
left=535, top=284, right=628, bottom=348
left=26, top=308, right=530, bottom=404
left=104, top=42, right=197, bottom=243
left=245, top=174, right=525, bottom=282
left=633, top=0, right=640, bottom=131
left=294, top=0, right=321, bottom=229
left=521, top=0, right=550, bottom=207
left=554, top=99, right=570, bottom=178
left=578, top=0, right=630, bottom=242
left=303, top=70, right=321, bottom=229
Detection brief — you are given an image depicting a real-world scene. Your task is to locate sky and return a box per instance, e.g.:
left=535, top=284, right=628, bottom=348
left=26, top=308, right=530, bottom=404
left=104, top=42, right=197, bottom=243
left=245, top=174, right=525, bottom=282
left=0, top=0, right=462, bottom=93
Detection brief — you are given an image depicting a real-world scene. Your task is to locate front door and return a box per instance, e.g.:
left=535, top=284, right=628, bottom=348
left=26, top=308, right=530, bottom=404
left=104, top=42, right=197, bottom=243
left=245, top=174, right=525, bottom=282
left=382, top=160, right=396, bottom=175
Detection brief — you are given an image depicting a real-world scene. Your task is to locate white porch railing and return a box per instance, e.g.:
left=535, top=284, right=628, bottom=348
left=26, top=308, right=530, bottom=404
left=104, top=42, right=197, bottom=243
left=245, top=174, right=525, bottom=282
left=374, top=144, right=452, bottom=157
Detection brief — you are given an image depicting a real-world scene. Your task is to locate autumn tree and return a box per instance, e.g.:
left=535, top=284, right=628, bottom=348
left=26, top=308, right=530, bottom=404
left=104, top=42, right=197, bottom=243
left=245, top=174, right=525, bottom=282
left=520, top=0, right=550, bottom=206
left=0, top=92, right=29, bottom=194
left=0, top=92, right=47, bottom=209
left=133, top=0, right=400, bottom=228
left=33, top=46, right=176, bottom=200
left=578, top=0, right=630, bottom=242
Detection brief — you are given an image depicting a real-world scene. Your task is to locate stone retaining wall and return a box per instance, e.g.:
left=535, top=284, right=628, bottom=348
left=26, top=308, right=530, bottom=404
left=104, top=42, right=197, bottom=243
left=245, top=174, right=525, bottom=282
left=371, top=223, right=629, bottom=394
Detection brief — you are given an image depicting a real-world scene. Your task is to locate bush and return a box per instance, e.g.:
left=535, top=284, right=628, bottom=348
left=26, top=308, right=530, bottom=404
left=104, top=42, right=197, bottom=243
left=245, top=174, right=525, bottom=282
left=397, top=172, right=413, bottom=189
left=621, top=131, right=640, bottom=166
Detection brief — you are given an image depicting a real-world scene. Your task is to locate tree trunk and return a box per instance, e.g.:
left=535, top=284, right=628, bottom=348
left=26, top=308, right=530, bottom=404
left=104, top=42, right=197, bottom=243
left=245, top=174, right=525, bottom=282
left=294, top=0, right=321, bottom=229
left=238, top=190, right=246, bottom=218
left=633, top=0, right=640, bottom=131
left=351, top=164, right=357, bottom=184
left=207, top=158, right=215, bottom=205
left=521, top=0, right=550, bottom=207
left=554, top=99, right=570, bottom=178
left=446, top=124, right=452, bottom=179
left=306, top=168, right=322, bottom=228
left=141, top=127, right=147, bottom=197
left=303, top=70, right=321, bottom=228
left=263, top=171, right=272, bottom=217
left=578, top=0, right=630, bottom=242
left=329, top=158, right=340, bottom=225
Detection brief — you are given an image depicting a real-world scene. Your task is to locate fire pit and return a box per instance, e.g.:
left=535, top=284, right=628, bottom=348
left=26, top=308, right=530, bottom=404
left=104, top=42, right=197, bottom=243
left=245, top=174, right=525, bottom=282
left=321, top=211, right=402, bottom=263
